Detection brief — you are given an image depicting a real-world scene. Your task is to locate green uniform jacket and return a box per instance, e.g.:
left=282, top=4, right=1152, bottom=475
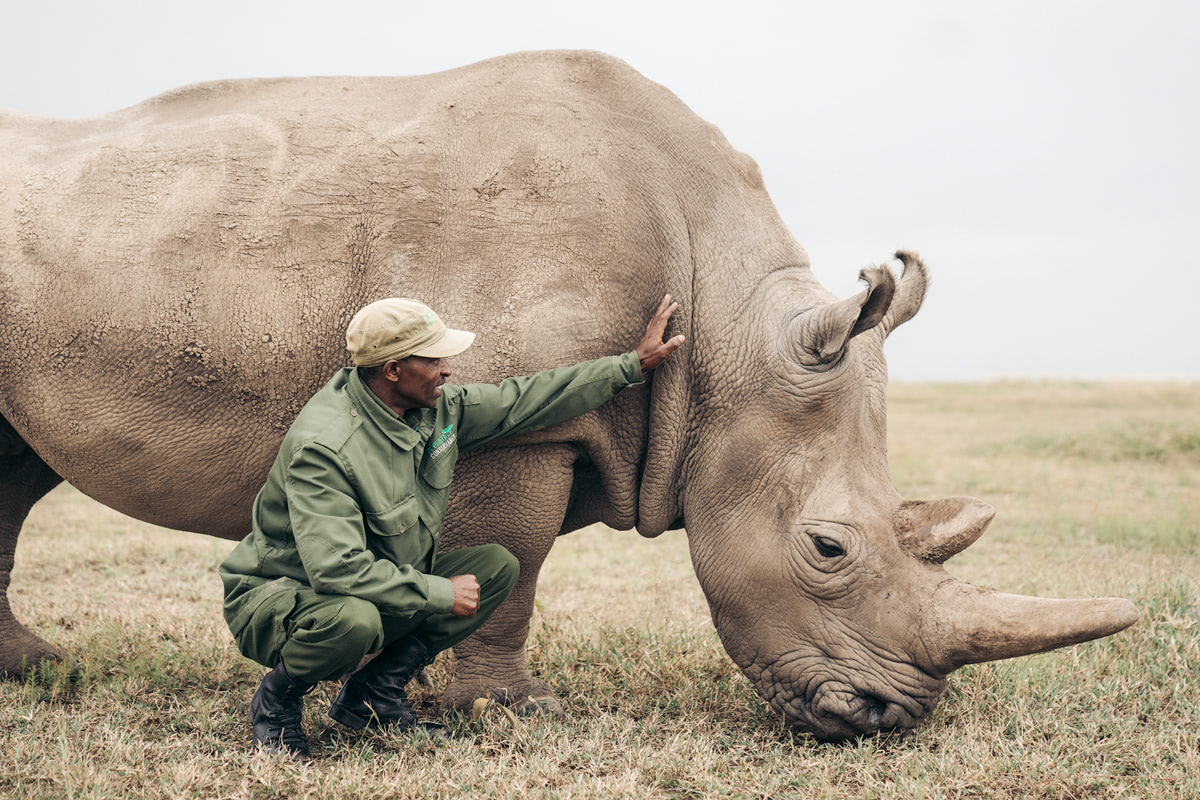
left=220, top=352, right=643, bottom=641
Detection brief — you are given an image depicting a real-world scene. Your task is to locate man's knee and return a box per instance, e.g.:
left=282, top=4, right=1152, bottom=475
left=276, top=594, right=386, bottom=683
left=317, top=596, right=384, bottom=654
left=481, top=543, right=520, bottom=589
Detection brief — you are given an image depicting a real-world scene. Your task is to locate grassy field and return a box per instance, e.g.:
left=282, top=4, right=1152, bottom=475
left=1, top=381, right=1197, bottom=799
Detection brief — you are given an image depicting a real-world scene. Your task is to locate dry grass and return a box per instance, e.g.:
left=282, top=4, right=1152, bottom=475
left=1, top=381, right=1197, bottom=799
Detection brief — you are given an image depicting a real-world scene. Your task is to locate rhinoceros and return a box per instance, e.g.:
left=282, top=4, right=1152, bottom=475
left=0, top=50, right=1137, bottom=740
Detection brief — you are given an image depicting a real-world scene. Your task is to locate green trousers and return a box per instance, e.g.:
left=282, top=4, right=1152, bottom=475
left=232, top=544, right=519, bottom=685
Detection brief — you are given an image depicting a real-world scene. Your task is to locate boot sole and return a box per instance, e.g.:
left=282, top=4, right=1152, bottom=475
left=328, top=701, right=420, bottom=731
left=327, top=701, right=370, bottom=730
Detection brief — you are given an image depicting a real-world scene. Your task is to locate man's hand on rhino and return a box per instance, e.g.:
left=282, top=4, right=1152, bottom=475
left=637, top=294, right=686, bottom=372
left=449, top=574, right=481, bottom=617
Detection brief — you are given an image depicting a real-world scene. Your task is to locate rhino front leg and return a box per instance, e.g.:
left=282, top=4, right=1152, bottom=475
left=438, top=443, right=578, bottom=716
left=0, top=435, right=66, bottom=677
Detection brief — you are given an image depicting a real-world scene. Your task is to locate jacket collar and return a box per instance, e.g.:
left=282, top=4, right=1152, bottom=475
left=345, top=367, right=428, bottom=451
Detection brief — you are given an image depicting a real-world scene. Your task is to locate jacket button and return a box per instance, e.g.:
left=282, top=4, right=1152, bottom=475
left=350, top=408, right=358, bottom=417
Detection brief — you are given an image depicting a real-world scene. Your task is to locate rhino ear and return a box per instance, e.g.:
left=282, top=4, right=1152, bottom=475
left=880, top=251, right=929, bottom=337
left=895, top=496, right=996, bottom=563
left=786, top=266, right=895, bottom=367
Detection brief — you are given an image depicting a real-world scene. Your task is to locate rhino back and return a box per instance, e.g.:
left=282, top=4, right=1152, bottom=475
left=0, top=51, right=782, bottom=536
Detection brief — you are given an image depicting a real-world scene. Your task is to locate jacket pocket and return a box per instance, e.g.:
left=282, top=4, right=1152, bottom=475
left=420, top=448, right=456, bottom=489
left=364, top=494, right=420, bottom=537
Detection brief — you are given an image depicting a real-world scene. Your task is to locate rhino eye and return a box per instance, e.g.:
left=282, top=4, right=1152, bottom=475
left=812, top=535, right=845, bottom=558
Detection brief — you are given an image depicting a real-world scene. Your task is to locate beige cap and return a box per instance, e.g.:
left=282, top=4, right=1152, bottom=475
left=346, top=298, right=475, bottom=367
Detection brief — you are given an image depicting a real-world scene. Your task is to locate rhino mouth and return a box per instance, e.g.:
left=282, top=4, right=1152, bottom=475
left=755, top=661, right=947, bottom=741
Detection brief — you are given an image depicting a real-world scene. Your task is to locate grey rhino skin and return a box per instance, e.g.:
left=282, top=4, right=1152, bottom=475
left=0, top=51, right=1136, bottom=740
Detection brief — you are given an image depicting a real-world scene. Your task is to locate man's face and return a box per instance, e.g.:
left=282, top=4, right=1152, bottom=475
left=388, top=356, right=452, bottom=410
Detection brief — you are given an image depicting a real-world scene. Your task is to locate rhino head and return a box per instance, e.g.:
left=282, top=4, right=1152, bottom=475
left=677, top=252, right=1137, bottom=740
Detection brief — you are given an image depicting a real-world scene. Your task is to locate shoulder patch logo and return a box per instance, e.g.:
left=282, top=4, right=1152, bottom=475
left=427, top=423, right=456, bottom=459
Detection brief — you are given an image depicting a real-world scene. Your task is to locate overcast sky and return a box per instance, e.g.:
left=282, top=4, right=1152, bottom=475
left=3, top=0, right=1197, bottom=380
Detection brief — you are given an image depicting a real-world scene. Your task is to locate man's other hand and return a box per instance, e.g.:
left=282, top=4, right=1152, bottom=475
left=636, top=294, right=685, bottom=372
left=449, top=574, right=481, bottom=617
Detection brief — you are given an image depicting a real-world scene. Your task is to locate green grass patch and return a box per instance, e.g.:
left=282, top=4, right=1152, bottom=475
left=987, top=423, right=1200, bottom=464
left=1093, top=506, right=1200, bottom=554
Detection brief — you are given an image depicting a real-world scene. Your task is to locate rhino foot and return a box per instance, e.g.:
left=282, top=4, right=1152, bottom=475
left=440, top=674, right=565, bottom=718
left=0, top=623, right=67, bottom=679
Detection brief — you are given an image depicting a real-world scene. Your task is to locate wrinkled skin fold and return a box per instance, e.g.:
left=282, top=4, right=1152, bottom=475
left=0, top=51, right=1138, bottom=739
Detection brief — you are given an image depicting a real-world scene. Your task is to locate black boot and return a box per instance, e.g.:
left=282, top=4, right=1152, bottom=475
left=250, top=661, right=314, bottom=760
left=328, top=635, right=440, bottom=731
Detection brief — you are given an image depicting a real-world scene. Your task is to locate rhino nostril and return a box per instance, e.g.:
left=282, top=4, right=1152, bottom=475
left=861, top=693, right=888, bottom=728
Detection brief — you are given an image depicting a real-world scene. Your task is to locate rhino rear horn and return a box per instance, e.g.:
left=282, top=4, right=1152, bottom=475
left=895, top=496, right=995, bottom=563
left=787, top=266, right=895, bottom=367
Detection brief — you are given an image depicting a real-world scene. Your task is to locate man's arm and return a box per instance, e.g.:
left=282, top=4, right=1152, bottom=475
left=453, top=295, right=685, bottom=450
left=285, top=443, right=457, bottom=616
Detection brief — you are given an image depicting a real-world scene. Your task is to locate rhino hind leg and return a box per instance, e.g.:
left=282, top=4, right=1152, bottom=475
left=438, top=444, right=579, bottom=716
left=0, top=427, right=65, bottom=677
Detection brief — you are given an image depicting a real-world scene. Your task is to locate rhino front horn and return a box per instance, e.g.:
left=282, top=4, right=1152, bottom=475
left=926, top=581, right=1140, bottom=675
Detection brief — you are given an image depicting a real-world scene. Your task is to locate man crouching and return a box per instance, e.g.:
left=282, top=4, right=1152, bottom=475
left=219, top=295, right=683, bottom=759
